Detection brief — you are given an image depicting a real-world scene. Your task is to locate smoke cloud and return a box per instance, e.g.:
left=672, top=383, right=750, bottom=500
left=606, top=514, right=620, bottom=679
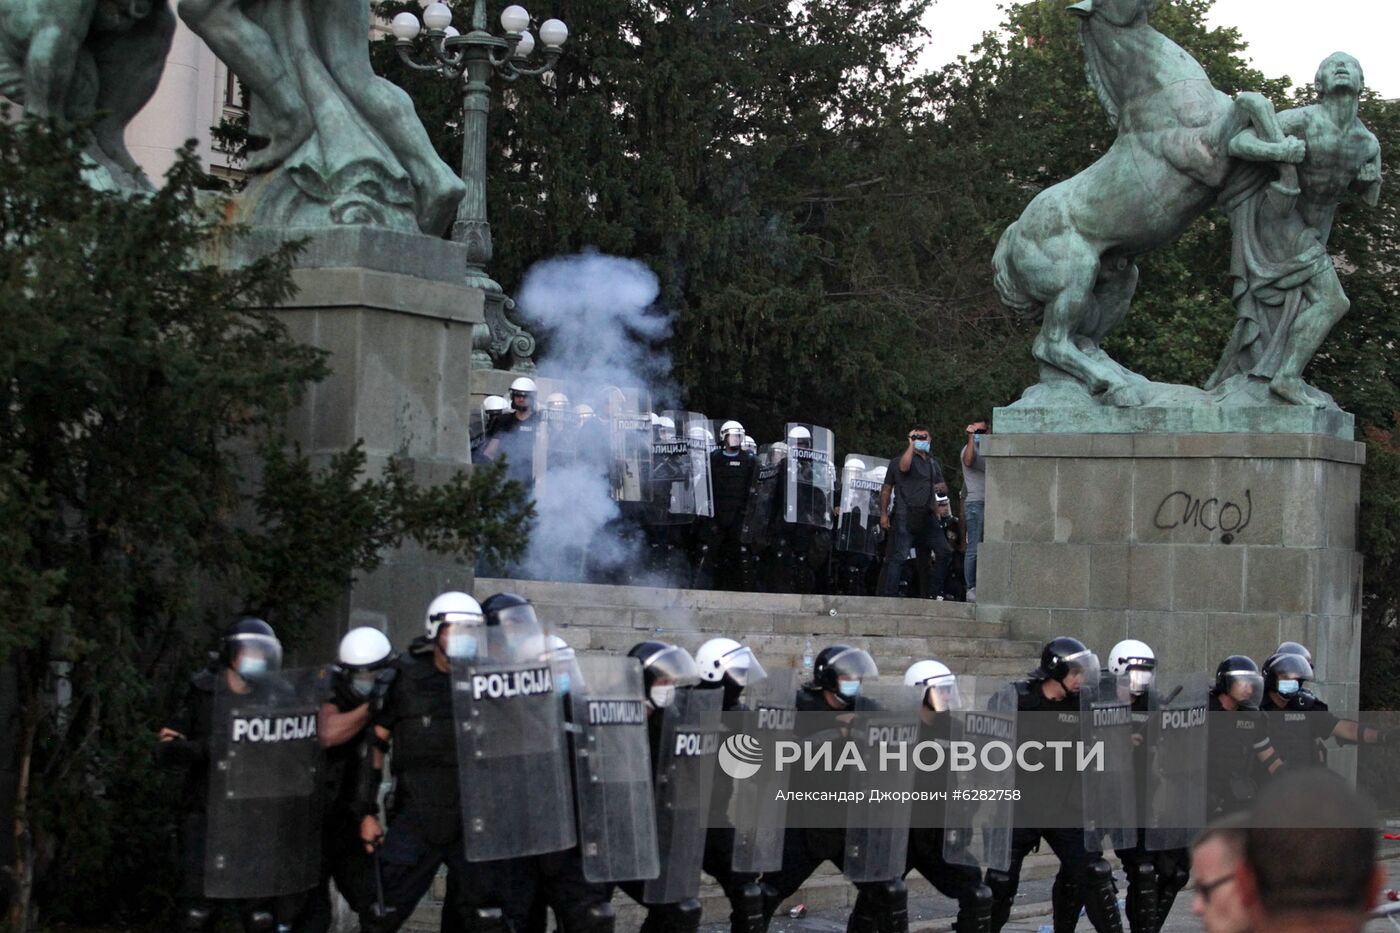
left=512, top=251, right=673, bottom=583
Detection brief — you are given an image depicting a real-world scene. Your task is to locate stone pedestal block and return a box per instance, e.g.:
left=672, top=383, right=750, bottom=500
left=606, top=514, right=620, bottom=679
left=249, top=228, right=485, bottom=652
left=975, top=432, right=1364, bottom=711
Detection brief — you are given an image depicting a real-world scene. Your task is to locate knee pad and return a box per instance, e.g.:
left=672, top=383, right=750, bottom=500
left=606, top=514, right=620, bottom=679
left=469, top=906, right=511, bottom=933
left=953, top=885, right=994, bottom=933
left=1085, top=858, right=1116, bottom=889
left=984, top=868, right=1017, bottom=902
left=244, top=909, right=277, bottom=933
left=183, top=904, right=216, bottom=932
left=878, top=880, right=909, bottom=933
left=732, top=882, right=767, bottom=933
left=569, top=902, right=615, bottom=933
left=671, top=898, right=703, bottom=933
left=1050, top=872, right=1082, bottom=931
left=1080, top=859, right=1124, bottom=933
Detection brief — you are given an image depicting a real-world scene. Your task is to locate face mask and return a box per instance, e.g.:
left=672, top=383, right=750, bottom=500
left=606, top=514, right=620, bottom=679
left=914, top=440, right=931, bottom=453
left=237, top=656, right=268, bottom=678
left=446, top=633, right=478, bottom=660
left=1277, top=679, right=1301, bottom=696
left=838, top=680, right=861, bottom=699
left=555, top=672, right=572, bottom=697
left=649, top=684, right=676, bottom=709
left=352, top=674, right=377, bottom=697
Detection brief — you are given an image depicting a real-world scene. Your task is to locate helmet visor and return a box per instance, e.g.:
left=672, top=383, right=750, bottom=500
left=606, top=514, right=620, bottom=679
left=1061, top=650, right=1099, bottom=695
left=1269, top=653, right=1313, bottom=682
left=922, top=674, right=961, bottom=712
left=828, top=647, right=879, bottom=683
left=1224, top=670, right=1265, bottom=703
left=230, top=633, right=283, bottom=676
left=1127, top=667, right=1155, bottom=695
left=644, top=645, right=701, bottom=688
left=721, top=646, right=767, bottom=688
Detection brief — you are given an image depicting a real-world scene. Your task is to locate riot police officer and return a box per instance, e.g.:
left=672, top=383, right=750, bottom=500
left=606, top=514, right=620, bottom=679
left=615, top=641, right=711, bottom=933
left=883, top=659, right=994, bottom=933
left=483, top=377, right=542, bottom=489
left=1207, top=656, right=1285, bottom=819
left=1261, top=649, right=1391, bottom=771
left=358, top=591, right=516, bottom=933
left=695, top=637, right=776, bottom=933
left=292, top=627, right=397, bottom=933
left=760, top=645, right=910, bottom=933
left=984, top=637, right=1123, bottom=933
left=697, top=422, right=758, bottom=590
left=473, top=395, right=510, bottom=461
left=157, top=616, right=312, bottom=932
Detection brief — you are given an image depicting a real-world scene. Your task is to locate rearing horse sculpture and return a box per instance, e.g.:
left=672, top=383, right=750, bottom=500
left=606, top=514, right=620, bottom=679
left=992, top=0, right=1305, bottom=406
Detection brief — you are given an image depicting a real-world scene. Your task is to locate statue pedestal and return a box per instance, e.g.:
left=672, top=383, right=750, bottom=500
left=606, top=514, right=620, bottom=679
left=975, top=431, right=1363, bottom=709
left=238, top=227, right=484, bottom=651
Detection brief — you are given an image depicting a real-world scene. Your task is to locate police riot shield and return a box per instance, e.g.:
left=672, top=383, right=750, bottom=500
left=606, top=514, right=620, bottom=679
left=204, top=668, right=323, bottom=899
left=453, top=647, right=576, bottom=861
left=784, top=424, right=835, bottom=530
left=843, top=683, right=922, bottom=884
left=646, top=410, right=715, bottom=525
left=731, top=668, right=799, bottom=873
left=1082, top=670, right=1137, bottom=853
left=607, top=387, right=652, bottom=504
left=1144, top=672, right=1210, bottom=852
left=944, top=678, right=1017, bottom=874
left=739, top=444, right=782, bottom=550
left=836, top=454, right=889, bottom=556
left=569, top=655, right=661, bottom=883
left=643, top=687, right=723, bottom=904
left=534, top=396, right=578, bottom=494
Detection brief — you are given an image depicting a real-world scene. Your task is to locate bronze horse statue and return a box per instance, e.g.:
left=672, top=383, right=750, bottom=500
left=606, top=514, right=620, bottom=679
left=992, top=0, right=1305, bottom=406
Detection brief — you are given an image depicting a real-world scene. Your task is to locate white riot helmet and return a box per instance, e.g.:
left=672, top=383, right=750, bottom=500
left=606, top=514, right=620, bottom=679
left=741, top=436, right=758, bottom=454
left=655, top=415, right=676, bottom=440
left=575, top=404, right=595, bottom=422
left=695, top=637, right=768, bottom=687
left=509, top=377, right=538, bottom=395
left=545, top=391, right=570, bottom=411
left=720, top=420, right=745, bottom=447
left=338, top=627, right=393, bottom=670
left=787, top=425, right=812, bottom=448
left=868, top=465, right=888, bottom=483
left=482, top=395, right=508, bottom=415
left=687, top=425, right=710, bottom=444
left=844, top=457, right=867, bottom=477
left=905, top=659, right=960, bottom=711
left=1108, top=639, right=1156, bottom=695
left=424, top=591, right=484, bottom=639
left=770, top=442, right=789, bottom=462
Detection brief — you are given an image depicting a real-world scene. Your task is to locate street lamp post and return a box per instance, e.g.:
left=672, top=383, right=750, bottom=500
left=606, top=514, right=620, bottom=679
left=392, top=1, right=568, bottom=370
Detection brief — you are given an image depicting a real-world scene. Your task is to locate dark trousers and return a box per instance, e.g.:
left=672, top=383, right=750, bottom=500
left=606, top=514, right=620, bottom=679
left=503, top=847, right=613, bottom=933
left=370, top=809, right=530, bottom=932
left=906, top=829, right=986, bottom=908
left=701, top=827, right=762, bottom=929
left=761, top=829, right=893, bottom=918
left=293, top=809, right=375, bottom=933
left=987, top=827, right=1111, bottom=932
left=878, top=512, right=950, bottom=597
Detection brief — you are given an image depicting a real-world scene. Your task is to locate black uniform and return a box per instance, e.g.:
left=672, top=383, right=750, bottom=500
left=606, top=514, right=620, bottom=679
left=773, top=456, right=832, bottom=594
left=365, top=646, right=529, bottom=933
left=984, top=679, right=1122, bottom=933
left=1263, top=692, right=1339, bottom=771
left=697, top=448, right=757, bottom=590
left=487, top=411, right=541, bottom=489
left=291, top=671, right=384, bottom=933
left=156, top=669, right=294, bottom=932
left=759, top=685, right=907, bottom=933
left=850, top=712, right=992, bottom=932
left=1112, top=693, right=1190, bottom=933
left=1206, top=693, right=1275, bottom=819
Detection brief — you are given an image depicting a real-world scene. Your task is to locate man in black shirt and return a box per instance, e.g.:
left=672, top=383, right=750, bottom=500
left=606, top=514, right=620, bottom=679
left=877, top=425, right=951, bottom=598
left=696, top=420, right=758, bottom=590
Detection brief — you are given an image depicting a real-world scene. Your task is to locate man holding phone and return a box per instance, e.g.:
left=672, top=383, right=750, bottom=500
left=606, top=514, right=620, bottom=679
left=876, top=425, right=951, bottom=598
left=961, top=419, right=989, bottom=602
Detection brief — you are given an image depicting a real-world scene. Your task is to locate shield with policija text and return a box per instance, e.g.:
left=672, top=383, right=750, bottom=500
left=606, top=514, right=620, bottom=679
left=836, top=454, right=888, bottom=556
left=943, top=678, right=1017, bottom=874
left=454, top=650, right=576, bottom=862
left=646, top=411, right=715, bottom=526
left=1144, top=672, right=1210, bottom=852
left=569, top=655, right=661, bottom=883
left=784, top=423, right=836, bottom=530
left=1082, top=669, right=1137, bottom=852
left=739, top=445, right=783, bottom=550
left=843, top=683, right=922, bottom=884
left=730, top=667, right=799, bottom=873
left=643, top=686, right=723, bottom=904
left=204, top=668, right=323, bottom=899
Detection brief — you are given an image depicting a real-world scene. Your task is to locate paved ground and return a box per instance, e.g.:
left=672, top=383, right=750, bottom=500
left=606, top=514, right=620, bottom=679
left=744, top=849, right=1400, bottom=933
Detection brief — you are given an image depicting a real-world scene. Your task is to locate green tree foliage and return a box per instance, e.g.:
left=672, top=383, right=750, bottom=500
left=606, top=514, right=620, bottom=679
left=0, top=116, right=531, bottom=927
left=374, top=0, right=1400, bottom=699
